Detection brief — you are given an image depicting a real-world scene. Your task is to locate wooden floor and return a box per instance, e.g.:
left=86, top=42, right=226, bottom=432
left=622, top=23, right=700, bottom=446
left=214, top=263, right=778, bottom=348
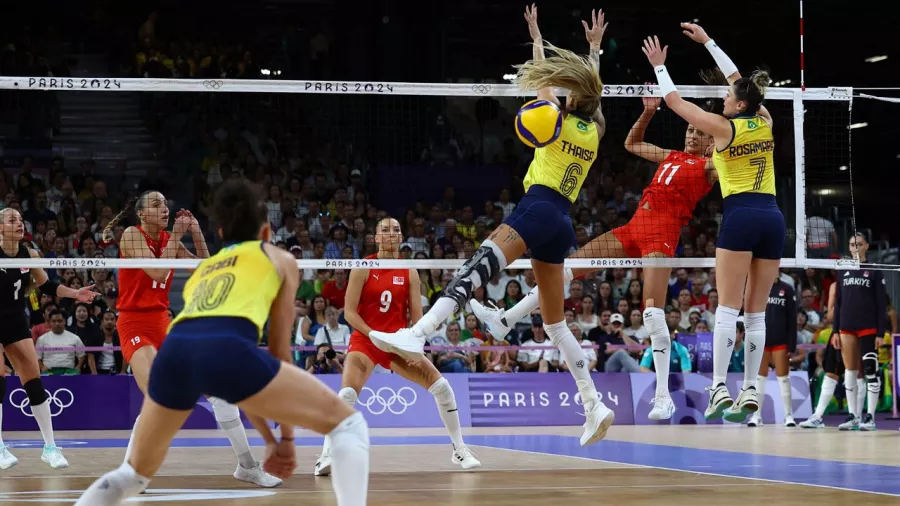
left=1, top=426, right=899, bottom=505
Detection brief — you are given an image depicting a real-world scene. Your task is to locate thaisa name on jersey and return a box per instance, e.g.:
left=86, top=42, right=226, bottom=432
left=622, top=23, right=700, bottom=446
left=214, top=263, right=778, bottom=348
left=47, top=258, right=108, bottom=268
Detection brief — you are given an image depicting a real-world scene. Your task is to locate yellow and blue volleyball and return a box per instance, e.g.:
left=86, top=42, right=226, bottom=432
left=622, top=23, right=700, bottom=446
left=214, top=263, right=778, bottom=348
left=515, top=99, right=563, bottom=148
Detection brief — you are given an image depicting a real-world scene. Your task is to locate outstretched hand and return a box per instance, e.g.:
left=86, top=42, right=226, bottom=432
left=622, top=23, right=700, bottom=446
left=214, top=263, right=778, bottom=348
left=642, top=36, right=668, bottom=67
left=641, top=82, right=661, bottom=110
left=681, top=22, right=711, bottom=44
left=524, top=3, right=541, bottom=41
left=75, top=284, right=99, bottom=303
left=581, top=9, right=608, bottom=50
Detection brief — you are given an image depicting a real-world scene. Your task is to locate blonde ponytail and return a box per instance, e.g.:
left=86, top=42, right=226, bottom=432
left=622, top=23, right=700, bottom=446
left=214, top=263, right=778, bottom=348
left=514, top=42, right=603, bottom=116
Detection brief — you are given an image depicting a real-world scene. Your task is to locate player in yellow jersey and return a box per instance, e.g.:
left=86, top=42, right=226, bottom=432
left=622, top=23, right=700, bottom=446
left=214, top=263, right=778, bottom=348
left=643, top=23, right=784, bottom=424
left=371, top=5, right=615, bottom=446
left=75, top=180, right=370, bottom=506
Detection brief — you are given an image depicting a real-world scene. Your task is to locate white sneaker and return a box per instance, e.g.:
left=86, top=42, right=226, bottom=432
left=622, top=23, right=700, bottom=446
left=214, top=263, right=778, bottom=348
left=234, top=462, right=283, bottom=487
left=859, top=413, right=876, bottom=431
left=838, top=414, right=860, bottom=431
left=370, top=328, right=425, bottom=363
left=314, top=450, right=332, bottom=477
left=451, top=446, right=482, bottom=470
left=784, top=415, right=797, bottom=427
left=0, top=445, right=18, bottom=470
left=747, top=413, right=763, bottom=427
left=799, top=415, right=826, bottom=428
left=648, top=396, right=675, bottom=421
left=469, top=300, right=511, bottom=340
left=724, top=387, right=759, bottom=423
left=580, top=397, right=615, bottom=446
left=704, top=383, right=733, bottom=421
left=41, top=445, right=69, bottom=469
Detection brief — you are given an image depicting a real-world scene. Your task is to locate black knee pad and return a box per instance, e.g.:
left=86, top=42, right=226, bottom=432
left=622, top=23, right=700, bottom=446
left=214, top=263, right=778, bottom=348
left=445, top=244, right=502, bottom=311
left=860, top=335, right=878, bottom=378
left=23, top=378, right=49, bottom=406
left=823, top=341, right=843, bottom=375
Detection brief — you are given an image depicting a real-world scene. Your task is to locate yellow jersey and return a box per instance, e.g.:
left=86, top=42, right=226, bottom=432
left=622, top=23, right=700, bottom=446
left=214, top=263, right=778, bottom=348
left=712, top=115, right=776, bottom=198
left=171, top=241, right=282, bottom=341
left=523, top=113, right=599, bottom=202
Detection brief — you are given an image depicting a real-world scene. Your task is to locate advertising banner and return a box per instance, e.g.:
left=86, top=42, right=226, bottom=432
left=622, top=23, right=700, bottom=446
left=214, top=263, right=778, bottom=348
left=467, top=373, right=634, bottom=426
left=629, top=372, right=813, bottom=424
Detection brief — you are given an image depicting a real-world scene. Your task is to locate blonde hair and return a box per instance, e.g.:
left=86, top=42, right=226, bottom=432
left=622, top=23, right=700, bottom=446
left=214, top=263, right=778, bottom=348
left=514, top=42, right=603, bottom=116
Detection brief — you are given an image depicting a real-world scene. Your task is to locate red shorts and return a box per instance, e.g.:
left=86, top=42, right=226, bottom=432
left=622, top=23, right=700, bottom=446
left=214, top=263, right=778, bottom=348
left=347, top=331, right=400, bottom=370
left=765, top=344, right=788, bottom=352
left=118, top=310, right=171, bottom=364
left=611, top=210, right=681, bottom=258
left=839, top=329, right=877, bottom=338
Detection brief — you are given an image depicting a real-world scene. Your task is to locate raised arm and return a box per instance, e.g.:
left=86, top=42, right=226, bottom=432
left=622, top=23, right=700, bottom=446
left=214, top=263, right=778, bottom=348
left=624, top=90, right=670, bottom=163
left=176, top=210, right=210, bottom=260
left=342, top=268, right=372, bottom=337
left=682, top=23, right=772, bottom=124
left=28, top=248, right=97, bottom=303
left=642, top=36, right=733, bottom=145
left=582, top=8, right=609, bottom=136
left=524, top=4, right=557, bottom=105
left=121, top=216, right=190, bottom=283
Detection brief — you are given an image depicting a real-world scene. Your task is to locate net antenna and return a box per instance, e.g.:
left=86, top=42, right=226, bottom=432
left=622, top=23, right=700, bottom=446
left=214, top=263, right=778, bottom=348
left=0, top=76, right=862, bottom=271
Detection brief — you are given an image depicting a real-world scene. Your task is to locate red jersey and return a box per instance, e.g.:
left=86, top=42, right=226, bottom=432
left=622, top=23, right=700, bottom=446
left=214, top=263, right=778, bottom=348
left=117, top=227, right=173, bottom=312
left=640, top=151, right=712, bottom=222
left=322, top=280, right=348, bottom=310
left=356, top=258, right=411, bottom=334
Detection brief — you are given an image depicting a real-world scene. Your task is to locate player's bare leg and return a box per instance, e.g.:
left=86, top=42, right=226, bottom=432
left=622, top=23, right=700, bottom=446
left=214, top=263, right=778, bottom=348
left=124, top=345, right=157, bottom=462
left=315, top=351, right=375, bottom=476
left=391, top=358, right=481, bottom=469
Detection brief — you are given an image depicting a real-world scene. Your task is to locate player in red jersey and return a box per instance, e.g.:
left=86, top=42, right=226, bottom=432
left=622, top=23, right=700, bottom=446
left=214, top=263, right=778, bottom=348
left=102, top=191, right=280, bottom=487
left=314, top=217, right=481, bottom=476
left=472, top=93, right=718, bottom=421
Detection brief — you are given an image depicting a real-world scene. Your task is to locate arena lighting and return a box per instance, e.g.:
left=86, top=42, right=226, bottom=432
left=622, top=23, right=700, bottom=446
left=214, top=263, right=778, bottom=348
left=503, top=74, right=516, bottom=81
left=816, top=188, right=836, bottom=196
left=864, top=55, right=888, bottom=63
left=848, top=122, right=868, bottom=129
left=838, top=165, right=848, bottom=171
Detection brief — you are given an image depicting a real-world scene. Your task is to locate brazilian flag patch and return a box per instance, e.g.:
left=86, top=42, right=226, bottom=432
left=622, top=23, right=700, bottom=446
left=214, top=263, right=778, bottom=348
left=747, top=119, right=758, bottom=129
left=577, top=121, right=588, bottom=131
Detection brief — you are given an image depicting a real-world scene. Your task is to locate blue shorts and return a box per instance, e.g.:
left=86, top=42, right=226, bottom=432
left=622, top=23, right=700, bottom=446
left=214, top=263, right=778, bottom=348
left=148, top=317, right=282, bottom=411
left=717, top=193, right=786, bottom=260
left=503, top=185, right=576, bottom=264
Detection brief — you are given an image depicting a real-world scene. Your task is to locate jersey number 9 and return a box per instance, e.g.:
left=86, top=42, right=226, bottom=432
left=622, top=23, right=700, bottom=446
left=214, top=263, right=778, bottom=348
left=379, top=290, right=392, bottom=313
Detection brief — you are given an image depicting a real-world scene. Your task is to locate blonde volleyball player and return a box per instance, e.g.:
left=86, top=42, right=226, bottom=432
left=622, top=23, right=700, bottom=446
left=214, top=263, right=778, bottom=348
left=644, top=24, right=783, bottom=423
left=314, top=217, right=480, bottom=476
left=371, top=5, right=615, bottom=446
left=75, top=179, right=370, bottom=506
left=474, top=84, right=720, bottom=422
left=104, top=191, right=279, bottom=487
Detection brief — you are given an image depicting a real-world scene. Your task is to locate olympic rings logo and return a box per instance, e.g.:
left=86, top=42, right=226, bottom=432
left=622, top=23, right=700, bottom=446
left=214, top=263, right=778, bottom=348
left=471, top=85, right=492, bottom=94
left=358, top=386, right=417, bottom=415
left=203, top=80, right=225, bottom=90
left=8, top=388, right=74, bottom=418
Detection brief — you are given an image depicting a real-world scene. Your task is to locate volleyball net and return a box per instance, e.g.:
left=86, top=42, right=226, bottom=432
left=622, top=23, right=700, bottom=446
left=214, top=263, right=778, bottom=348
left=0, top=76, right=879, bottom=282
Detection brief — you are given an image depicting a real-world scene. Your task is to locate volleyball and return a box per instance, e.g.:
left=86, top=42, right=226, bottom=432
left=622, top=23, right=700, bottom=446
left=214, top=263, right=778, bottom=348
left=515, top=99, right=563, bottom=148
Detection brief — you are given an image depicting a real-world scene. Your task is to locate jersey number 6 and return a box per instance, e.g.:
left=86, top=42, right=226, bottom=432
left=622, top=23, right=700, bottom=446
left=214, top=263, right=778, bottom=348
left=379, top=290, right=392, bottom=313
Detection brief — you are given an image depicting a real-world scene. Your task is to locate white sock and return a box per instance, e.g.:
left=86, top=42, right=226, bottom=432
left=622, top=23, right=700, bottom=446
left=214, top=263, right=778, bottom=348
left=844, top=369, right=858, bottom=417
left=429, top=378, right=465, bottom=448
left=777, top=375, right=792, bottom=417
left=73, top=462, right=150, bottom=506
left=209, top=397, right=257, bottom=469
left=328, top=412, right=370, bottom=506
left=742, top=312, right=766, bottom=391
left=643, top=307, right=670, bottom=397
left=814, top=375, right=837, bottom=418
left=756, top=374, right=767, bottom=412
left=413, top=240, right=508, bottom=337
left=867, top=380, right=880, bottom=417
left=856, top=377, right=867, bottom=418
left=31, top=400, right=56, bottom=448
left=712, top=305, right=740, bottom=386
left=0, top=404, right=5, bottom=447
left=544, top=320, right=597, bottom=403
left=324, top=388, right=359, bottom=456
left=505, top=287, right=541, bottom=324
left=124, top=415, right=139, bottom=462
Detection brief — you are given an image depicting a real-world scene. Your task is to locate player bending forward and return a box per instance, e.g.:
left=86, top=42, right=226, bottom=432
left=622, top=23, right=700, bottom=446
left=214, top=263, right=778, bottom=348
left=315, top=216, right=480, bottom=476
left=75, top=179, right=369, bottom=506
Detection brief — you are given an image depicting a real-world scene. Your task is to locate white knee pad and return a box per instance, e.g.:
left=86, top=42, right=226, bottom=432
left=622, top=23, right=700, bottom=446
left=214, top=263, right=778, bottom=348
left=642, top=307, right=667, bottom=335
left=209, top=396, right=241, bottom=425
left=543, top=320, right=570, bottom=347
left=428, top=377, right=456, bottom=406
left=338, top=387, right=359, bottom=407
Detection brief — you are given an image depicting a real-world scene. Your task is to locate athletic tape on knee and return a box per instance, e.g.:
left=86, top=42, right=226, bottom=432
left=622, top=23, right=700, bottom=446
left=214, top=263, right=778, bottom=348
left=428, top=377, right=456, bottom=407
left=642, top=307, right=667, bottom=336
left=23, top=378, right=49, bottom=406
left=209, top=396, right=241, bottom=427
left=445, top=240, right=506, bottom=311
left=338, top=387, right=359, bottom=407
